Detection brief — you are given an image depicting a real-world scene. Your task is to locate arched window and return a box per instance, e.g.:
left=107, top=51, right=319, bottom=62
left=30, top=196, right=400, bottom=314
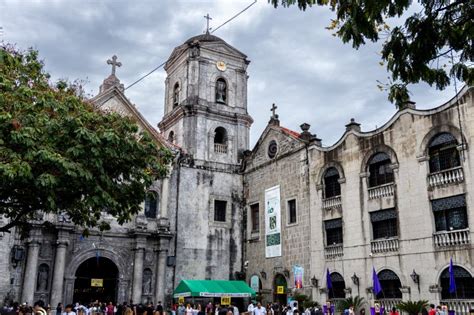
left=168, top=131, right=175, bottom=143
left=440, top=265, right=474, bottom=299
left=329, top=272, right=345, bottom=299
left=36, top=264, right=49, bottom=292
left=368, top=152, right=394, bottom=187
left=144, top=191, right=158, bottom=218
left=173, top=83, right=179, bottom=108
left=215, top=78, right=227, bottom=104
left=376, top=269, right=402, bottom=299
left=428, top=132, right=460, bottom=173
left=214, top=127, right=228, bottom=153
left=323, top=167, right=341, bottom=199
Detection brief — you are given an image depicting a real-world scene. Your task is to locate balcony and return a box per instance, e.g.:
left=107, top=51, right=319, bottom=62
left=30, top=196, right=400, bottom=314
left=428, top=166, right=464, bottom=188
left=371, top=237, right=399, bottom=253
left=214, top=143, right=228, bottom=154
left=368, top=183, right=394, bottom=200
left=433, top=228, right=470, bottom=247
left=322, top=196, right=342, bottom=210
left=325, top=244, right=343, bottom=259
left=379, top=299, right=402, bottom=312
left=440, top=300, right=474, bottom=315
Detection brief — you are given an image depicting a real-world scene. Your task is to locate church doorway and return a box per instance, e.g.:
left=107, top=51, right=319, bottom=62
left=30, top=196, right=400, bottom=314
left=73, top=257, right=119, bottom=305
left=273, top=274, right=287, bottom=307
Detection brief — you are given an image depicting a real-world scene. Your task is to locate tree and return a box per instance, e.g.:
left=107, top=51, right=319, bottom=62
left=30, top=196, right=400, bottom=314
left=336, top=296, right=366, bottom=312
left=396, top=300, right=428, bottom=315
left=269, top=0, right=473, bottom=107
left=0, top=45, right=173, bottom=235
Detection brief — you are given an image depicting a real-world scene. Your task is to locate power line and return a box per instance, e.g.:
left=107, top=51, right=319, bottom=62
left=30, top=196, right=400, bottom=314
left=124, top=0, right=257, bottom=90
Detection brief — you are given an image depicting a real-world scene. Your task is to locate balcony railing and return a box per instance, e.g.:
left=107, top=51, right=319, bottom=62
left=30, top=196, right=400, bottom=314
left=379, top=299, right=402, bottom=311
left=325, top=244, right=343, bottom=259
left=322, top=196, right=342, bottom=210
left=214, top=143, right=228, bottom=154
left=440, top=300, right=474, bottom=315
left=371, top=237, right=399, bottom=253
left=368, top=183, right=394, bottom=200
left=428, top=166, right=464, bottom=188
left=433, top=228, right=470, bottom=247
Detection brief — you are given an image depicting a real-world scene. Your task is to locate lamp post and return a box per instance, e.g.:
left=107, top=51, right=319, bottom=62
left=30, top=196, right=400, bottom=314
left=410, top=269, right=420, bottom=293
left=351, top=273, right=360, bottom=295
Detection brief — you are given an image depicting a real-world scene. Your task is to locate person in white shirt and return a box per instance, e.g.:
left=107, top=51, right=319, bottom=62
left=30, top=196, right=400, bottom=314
left=247, top=303, right=254, bottom=314
left=253, top=303, right=266, bottom=315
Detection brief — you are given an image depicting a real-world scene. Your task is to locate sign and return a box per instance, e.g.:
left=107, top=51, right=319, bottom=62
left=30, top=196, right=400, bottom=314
left=221, top=296, right=231, bottom=305
left=293, top=265, right=304, bottom=289
left=250, top=275, right=260, bottom=292
left=265, top=185, right=281, bottom=258
left=277, top=286, right=285, bottom=294
left=178, top=297, right=184, bottom=304
left=91, top=279, right=103, bottom=287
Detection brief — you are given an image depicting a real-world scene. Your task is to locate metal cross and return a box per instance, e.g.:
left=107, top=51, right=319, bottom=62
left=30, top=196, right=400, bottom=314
left=271, top=103, right=278, bottom=117
left=204, top=13, right=212, bottom=34
left=107, top=55, right=122, bottom=76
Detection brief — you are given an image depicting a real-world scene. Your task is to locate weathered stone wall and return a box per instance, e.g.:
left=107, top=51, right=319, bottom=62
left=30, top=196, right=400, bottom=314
left=244, top=126, right=313, bottom=304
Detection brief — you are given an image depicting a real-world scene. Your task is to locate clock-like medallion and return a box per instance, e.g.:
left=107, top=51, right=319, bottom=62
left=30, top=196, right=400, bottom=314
left=216, top=61, right=227, bottom=71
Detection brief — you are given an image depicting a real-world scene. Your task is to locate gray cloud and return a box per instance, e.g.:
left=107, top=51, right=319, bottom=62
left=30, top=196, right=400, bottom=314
left=2, top=0, right=458, bottom=147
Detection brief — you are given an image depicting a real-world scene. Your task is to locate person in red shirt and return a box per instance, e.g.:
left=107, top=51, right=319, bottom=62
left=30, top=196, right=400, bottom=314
left=389, top=307, right=399, bottom=315
left=428, top=304, right=436, bottom=315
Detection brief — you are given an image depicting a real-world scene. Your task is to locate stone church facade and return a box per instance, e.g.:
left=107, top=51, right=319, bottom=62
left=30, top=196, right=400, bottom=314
left=0, top=33, right=473, bottom=314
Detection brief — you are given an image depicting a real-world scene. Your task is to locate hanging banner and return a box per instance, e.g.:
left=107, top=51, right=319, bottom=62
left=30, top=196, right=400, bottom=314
left=221, top=296, right=231, bottom=305
left=265, top=185, right=281, bottom=258
left=91, top=279, right=103, bottom=287
left=250, top=275, right=260, bottom=292
left=293, top=265, right=304, bottom=289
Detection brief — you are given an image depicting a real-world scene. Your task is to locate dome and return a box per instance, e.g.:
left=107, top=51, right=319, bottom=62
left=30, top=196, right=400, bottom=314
left=184, top=33, right=225, bottom=44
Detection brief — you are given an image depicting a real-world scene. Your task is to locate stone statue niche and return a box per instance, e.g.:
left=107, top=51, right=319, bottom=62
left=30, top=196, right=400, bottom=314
left=36, top=264, right=49, bottom=292
left=142, top=268, right=152, bottom=295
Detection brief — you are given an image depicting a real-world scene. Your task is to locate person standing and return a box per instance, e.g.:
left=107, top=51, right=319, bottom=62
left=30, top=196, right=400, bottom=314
left=185, top=305, right=193, bottom=315
left=253, top=303, right=266, bottom=315
left=56, top=305, right=63, bottom=315
left=428, top=304, right=436, bottom=315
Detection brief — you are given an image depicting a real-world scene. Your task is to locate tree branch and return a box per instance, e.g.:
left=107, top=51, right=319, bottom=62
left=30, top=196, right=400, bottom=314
left=0, top=207, right=34, bottom=233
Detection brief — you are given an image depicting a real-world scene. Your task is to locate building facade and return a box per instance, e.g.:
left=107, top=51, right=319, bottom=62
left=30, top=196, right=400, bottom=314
left=0, top=32, right=473, bottom=314
left=244, top=87, right=474, bottom=314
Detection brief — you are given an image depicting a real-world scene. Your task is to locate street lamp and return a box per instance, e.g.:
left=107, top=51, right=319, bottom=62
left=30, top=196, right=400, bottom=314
left=11, top=245, right=25, bottom=268
left=311, top=276, right=319, bottom=288
left=410, top=269, right=420, bottom=292
left=351, top=273, right=360, bottom=295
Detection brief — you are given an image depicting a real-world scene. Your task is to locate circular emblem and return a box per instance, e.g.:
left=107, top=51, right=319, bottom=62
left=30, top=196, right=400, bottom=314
left=216, top=61, right=227, bottom=71
left=268, top=140, right=278, bottom=159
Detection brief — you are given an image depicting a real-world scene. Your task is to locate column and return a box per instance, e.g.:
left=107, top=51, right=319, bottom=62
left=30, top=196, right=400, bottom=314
left=21, top=240, right=40, bottom=304
left=132, top=246, right=145, bottom=303
left=154, top=247, right=169, bottom=304
left=50, top=240, right=69, bottom=309
left=160, top=177, right=170, bottom=218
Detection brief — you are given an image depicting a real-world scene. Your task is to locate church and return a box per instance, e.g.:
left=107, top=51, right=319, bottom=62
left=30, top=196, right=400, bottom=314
left=0, top=32, right=473, bottom=314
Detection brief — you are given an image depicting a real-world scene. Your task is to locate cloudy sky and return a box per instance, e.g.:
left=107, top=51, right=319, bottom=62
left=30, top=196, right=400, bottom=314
left=1, top=0, right=459, bottom=146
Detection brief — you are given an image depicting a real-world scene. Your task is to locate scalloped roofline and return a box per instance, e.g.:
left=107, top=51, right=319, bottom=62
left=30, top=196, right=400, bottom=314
left=315, top=85, right=473, bottom=152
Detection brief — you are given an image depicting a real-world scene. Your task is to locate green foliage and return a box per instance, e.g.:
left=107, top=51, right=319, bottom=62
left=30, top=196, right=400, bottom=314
left=396, top=300, right=429, bottom=315
left=0, top=45, right=173, bottom=235
left=336, top=296, right=366, bottom=312
left=269, top=0, right=473, bottom=106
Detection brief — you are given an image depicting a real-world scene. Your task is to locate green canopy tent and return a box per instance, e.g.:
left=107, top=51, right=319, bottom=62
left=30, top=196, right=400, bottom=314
left=173, top=280, right=256, bottom=298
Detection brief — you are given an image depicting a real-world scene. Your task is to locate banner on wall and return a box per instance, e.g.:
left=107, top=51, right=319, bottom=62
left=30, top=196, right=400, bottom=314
left=293, top=265, right=304, bottom=289
left=265, top=185, right=281, bottom=258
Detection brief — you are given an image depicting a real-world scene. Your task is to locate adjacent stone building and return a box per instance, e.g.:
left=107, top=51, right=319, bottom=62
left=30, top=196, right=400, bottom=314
left=1, top=32, right=473, bottom=315
left=244, top=88, right=474, bottom=314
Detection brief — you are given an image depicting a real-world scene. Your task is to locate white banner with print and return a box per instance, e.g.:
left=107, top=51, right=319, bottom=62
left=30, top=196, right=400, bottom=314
left=265, top=185, right=281, bottom=258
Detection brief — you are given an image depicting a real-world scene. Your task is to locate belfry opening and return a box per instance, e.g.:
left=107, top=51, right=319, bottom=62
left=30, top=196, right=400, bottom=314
left=73, top=257, right=119, bottom=304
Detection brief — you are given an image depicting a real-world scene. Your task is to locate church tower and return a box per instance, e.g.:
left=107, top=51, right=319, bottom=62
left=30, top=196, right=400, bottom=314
left=159, top=33, right=253, bottom=282
left=158, top=33, right=253, bottom=165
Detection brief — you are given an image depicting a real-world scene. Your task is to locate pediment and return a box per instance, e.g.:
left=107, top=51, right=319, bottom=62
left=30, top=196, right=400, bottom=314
left=246, top=125, right=305, bottom=169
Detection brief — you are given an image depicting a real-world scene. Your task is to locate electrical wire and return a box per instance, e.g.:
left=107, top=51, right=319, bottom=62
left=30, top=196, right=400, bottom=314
left=123, top=0, right=257, bottom=90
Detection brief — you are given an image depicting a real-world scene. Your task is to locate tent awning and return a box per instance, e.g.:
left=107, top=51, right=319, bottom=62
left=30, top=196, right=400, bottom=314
left=173, top=280, right=256, bottom=298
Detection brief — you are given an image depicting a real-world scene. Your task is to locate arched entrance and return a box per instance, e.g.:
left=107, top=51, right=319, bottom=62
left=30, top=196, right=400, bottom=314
left=440, top=265, right=474, bottom=299
left=73, top=257, right=119, bottom=304
left=274, top=274, right=287, bottom=306
left=328, top=272, right=346, bottom=300
left=376, top=269, right=402, bottom=299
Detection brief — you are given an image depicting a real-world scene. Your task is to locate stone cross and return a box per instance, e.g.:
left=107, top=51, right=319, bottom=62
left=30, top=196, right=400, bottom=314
left=107, top=55, right=122, bottom=76
left=271, top=103, right=278, bottom=118
left=204, top=13, right=212, bottom=34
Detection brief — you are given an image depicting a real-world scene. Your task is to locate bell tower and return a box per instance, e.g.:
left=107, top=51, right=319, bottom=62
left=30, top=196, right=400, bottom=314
left=158, top=33, right=253, bottom=165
